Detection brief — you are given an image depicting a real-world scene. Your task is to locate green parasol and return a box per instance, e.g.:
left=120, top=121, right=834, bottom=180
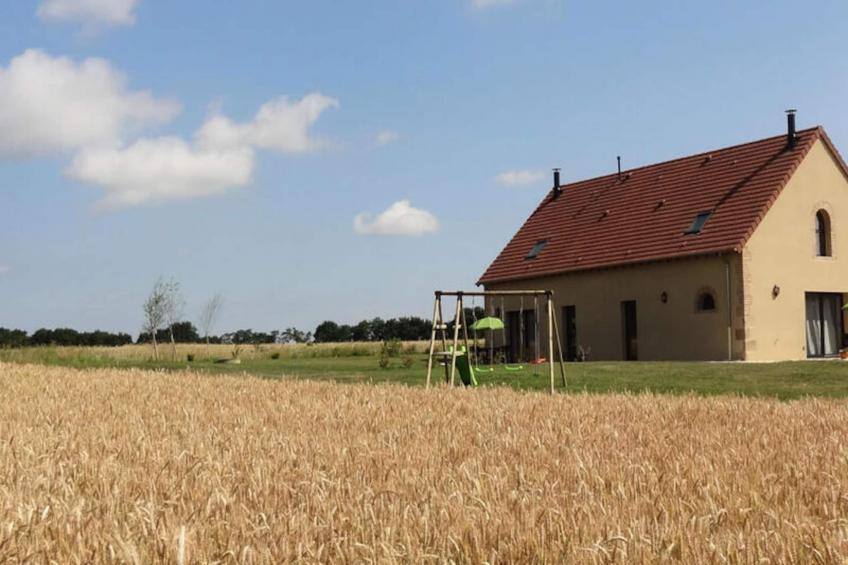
left=471, top=316, right=505, bottom=331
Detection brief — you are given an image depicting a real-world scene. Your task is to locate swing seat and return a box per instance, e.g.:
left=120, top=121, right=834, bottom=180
left=475, top=366, right=495, bottom=373
left=503, top=364, right=525, bottom=372
left=528, top=357, right=547, bottom=365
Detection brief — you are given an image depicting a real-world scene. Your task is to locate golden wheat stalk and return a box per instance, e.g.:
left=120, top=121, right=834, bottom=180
left=0, top=362, right=845, bottom=562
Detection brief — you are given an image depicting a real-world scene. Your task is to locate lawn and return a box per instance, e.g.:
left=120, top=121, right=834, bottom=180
left=2, top=344, right=848, bottom=399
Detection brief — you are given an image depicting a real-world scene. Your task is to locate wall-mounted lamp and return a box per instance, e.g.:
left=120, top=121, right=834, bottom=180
left=660, top=291, right=668, bottom=303
left=772, top=285, right=781, bottom=299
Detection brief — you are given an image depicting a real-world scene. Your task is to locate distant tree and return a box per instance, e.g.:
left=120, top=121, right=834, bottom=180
left=280, top=327, right=310, bottom=344
left=0, top=328, right=28, bottom=348
left=29, top=328, right=54, bottom=346
left=170, top=321, right=200, bottom=343
left=142, top=278, right=172, bottom=361
left=337, top=324, right=353, bottom=342
left=138, top=322, right=200, bottom=345
left=313, top=316, right=431, bottom=344
left=351, top=320, right=372, bottom=342
left=369, top=318, right=387, bottom=341
left=198, top=293, right=224, bottom=355
left=162, top=278, right=184, bottom=360
left=31, top=328, right=80, bottom=346
left=28, top=327, right=132, bottom=347
left=313, top=321, right=340, bottom=343
left=82, top=330, right=132, bottom=346
left=220, top=329, right=277, bottom=345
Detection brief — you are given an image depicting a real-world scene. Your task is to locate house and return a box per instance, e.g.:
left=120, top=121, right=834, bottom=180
left=478, top=112, right=848, bottom=361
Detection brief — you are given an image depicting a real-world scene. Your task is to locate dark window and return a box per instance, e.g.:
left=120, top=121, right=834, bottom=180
left=697, top=292, right=716, bottom=311
left=816, top=210, right=832, bottom=257
left=685, top=211, right=712, bottom=234
left=621, top=301, right=638, bottom=361
left=526, top=239, right=547, bottom=259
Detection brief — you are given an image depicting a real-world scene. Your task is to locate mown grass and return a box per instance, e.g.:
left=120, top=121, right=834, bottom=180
left=2, top=345, right=848, bottom=399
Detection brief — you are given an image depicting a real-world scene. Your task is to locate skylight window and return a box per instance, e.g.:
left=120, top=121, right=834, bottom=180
left=526, top=239, right=547, bottom=259
left=685, top=211, right=712, bottom=234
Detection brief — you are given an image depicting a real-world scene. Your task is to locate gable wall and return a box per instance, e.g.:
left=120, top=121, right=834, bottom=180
left=742, top=139, right=848, bottom=360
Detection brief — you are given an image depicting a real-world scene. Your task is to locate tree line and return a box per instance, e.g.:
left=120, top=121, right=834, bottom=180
left=313, top=317, right=432, bottom=343
left=0, top=276, right=461, bottom=350
left=0, top=317, right=433, bottom=349
left=0, top=327, right=132, bottom=348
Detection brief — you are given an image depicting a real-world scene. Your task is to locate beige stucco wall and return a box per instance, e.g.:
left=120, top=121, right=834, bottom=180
left=484, top=254, right=745, bottom=361
left=742, top=139, right=848, bottom=360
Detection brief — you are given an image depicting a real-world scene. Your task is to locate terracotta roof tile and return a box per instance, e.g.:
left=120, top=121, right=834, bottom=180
left=478, top=127, right=825, bottom=284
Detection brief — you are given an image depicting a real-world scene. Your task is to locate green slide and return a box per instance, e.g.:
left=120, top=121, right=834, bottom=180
left=454, top=349, right=478, bottom=387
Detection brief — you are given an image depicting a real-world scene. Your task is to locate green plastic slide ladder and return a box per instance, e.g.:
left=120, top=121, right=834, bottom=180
left=451, top=345, right=478, bottom=387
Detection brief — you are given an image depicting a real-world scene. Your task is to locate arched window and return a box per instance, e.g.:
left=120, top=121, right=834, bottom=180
left=816, top=210, right=832, bottom=257
left=697, top=291, right=716, bottom=312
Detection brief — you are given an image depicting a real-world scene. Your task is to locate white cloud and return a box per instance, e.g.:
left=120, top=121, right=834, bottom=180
left=495, top=169, right=544, bottom=186
left=65, top=91, right=339, bottom=209
left=354, top=200, right=439, bottom=237
left=471, top=0, right=516, bottom=9
left=37, top=0, right=140, bottom=27
left=196, top=93, right=339, bottom=154
left=0, top=50, right=337, bottom=209
left=0, top=49, right=178, bottom=157
left=67, top=137, right=255, bottom=209
left=375, top=130, right=399, bottom=146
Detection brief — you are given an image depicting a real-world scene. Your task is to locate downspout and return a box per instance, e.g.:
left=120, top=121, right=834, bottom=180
left=725, top=256, right=732, bottom=361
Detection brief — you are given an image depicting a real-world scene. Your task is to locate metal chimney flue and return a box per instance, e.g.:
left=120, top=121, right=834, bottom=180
left=552, top=168, right=561, bottom=197
left=786, top=109, right=797, bottom=149
left=617, top=156, right=622, bottom=180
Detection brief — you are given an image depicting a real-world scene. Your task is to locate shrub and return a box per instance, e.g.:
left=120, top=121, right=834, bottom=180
left=270, top=352, right=280, bottom=360
left=378, top=355, right=391, bottom=369
left=350, top=345, right=372, bottom=357
left=381, top=339, right=402, bottom=358
left=186, top=353, right=195, bottom=362
left=401, top=356, right=414, bottom=369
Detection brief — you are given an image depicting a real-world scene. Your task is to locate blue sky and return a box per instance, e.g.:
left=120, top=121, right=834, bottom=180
left=1, top=0, right=847, bottom=335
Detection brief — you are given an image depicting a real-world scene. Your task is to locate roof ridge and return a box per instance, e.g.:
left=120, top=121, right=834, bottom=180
left=560, top=126, right=822, bottom=190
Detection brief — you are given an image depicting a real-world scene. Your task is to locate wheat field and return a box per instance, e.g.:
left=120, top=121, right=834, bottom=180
left=0, top=362, right=846, bottom=563
left=0, top=341, right=429, bottom=365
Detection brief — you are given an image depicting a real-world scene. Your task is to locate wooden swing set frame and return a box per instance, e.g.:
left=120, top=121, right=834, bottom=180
left=425, top=290, right=567, bottom=394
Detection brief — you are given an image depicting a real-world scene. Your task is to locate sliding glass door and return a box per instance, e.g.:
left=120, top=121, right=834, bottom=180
left=805, top=293, right=842, bottom=358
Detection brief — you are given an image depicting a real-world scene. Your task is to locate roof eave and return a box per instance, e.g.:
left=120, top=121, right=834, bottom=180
left=478, top=248, right=742, bottom=286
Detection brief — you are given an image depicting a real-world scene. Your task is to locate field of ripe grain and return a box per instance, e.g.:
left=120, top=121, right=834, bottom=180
left=0, top=341, right=430, bottom=364
left=0, top=363, right=846, bottom=563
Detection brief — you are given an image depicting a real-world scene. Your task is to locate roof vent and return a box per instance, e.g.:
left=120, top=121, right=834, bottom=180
left=786, top=109, right=797, bottom=149
left=617, top=156, right=622, bottom=180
